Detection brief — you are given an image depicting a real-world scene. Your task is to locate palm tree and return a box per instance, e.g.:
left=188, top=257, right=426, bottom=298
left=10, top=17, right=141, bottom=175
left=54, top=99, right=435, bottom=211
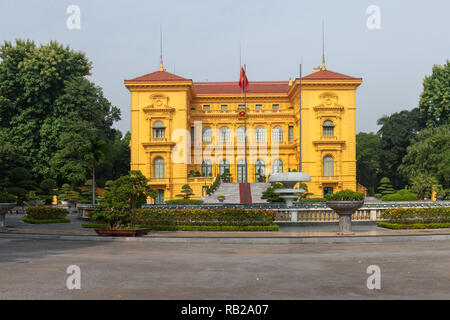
left=87, top=138, right=107, bottom=205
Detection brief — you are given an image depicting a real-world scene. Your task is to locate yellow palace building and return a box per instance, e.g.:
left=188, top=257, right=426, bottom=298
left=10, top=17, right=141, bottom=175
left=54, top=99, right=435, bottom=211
left=124, top=58, right=362, bottom=202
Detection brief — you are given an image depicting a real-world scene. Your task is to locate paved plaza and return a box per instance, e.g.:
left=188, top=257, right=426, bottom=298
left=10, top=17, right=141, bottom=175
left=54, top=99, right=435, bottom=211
left=0, top=236, right=449, bottom=299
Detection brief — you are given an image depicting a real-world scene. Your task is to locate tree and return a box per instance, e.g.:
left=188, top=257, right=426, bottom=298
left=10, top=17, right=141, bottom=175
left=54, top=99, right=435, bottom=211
left=176, top=184, right=194, bottom=200
left=399, top=125, right=450, bottom=189
left=419, top=60, right=450, bottom=127
left=0, top=40, right=120, bottom=181
left=409, top=172, right=438, bottom=200
left=39, top=178, right=57, bottom=205
left=4, top=167, right=37, bottom=204
left=0, top=129, right=25, bottom=182
left=92, top=171, right=157, bottom=230
left=86, top=138, right=107, bottom=205
left=377, top=177, right=394, bottom=196
left=377, top=108, right=424, bottom=189
left=356, top=132, right=382, bottom=195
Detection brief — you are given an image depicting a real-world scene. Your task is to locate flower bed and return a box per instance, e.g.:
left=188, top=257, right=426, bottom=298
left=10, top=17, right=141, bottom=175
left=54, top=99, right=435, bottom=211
left=131, top=208, right=277, bottom=226
left=381, top=207, right=450, bottom=224
left=26, top=206, right=69, bottom=220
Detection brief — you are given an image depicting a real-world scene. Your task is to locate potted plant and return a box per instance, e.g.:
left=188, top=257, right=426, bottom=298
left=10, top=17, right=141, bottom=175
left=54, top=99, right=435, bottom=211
left=256, top=168, right=266, bottom=182
left=0, top=192, right=17, bottom=228
left=92, top=171, right=157, bottom=236
left=221, top=169, right=231, bottom=183
left=325, top=189, right=365, bottom=235
left=217, top=194, right=226, bottom=203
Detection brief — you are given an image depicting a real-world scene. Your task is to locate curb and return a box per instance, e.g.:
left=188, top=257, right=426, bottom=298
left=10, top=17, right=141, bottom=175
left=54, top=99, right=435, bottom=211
left=0, top=231, right=449, bottom=244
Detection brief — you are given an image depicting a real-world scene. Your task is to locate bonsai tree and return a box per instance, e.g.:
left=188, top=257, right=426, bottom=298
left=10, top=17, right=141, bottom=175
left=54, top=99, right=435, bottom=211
left=261, top=183, right=284, bottom=202
left=221, top=169, right=231, bottom=183
left=4, top=167, right=37, bottom=205
left=58, top=184, right=79, bottom=203
left=39, top=178, right=58, bottom=205
left=256, top=168, right=266, bottom=182
left=176, top=184, right=194, bottom=200
left=92, top=171, right=157, bottom=230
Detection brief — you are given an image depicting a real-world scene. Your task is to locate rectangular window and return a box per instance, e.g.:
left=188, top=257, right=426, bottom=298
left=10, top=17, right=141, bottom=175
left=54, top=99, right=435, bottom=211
left=153, top=128, right=165, bottom=138
left=272, top=104, right=279, bottom=110
left=289, top=126, right=294, bottom=142
left=203, top=105, right=210, bottom=110
left=238, top=104, right=245, bottom=110
left=255, top=104, right=262, bottom=110
left=221, top=105, right=228, bottom=110
left=190, top=127, right=195, bottom=143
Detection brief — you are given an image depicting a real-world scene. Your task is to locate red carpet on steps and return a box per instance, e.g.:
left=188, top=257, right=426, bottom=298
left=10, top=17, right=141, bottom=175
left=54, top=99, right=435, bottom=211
left=239, top=183, right=252, bottom=204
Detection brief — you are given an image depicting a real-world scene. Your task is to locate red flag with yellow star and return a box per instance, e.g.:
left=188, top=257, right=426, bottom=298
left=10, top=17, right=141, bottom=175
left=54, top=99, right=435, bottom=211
left=238, top=67, right=249, bottom=90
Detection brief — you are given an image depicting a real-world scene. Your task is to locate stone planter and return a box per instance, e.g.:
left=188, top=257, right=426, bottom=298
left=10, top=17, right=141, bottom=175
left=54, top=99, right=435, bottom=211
left=326, top=200, right=364, bottom=235
left=0, top=203, right=16, bottom=228
left=218, top=198, right=225, bottom=203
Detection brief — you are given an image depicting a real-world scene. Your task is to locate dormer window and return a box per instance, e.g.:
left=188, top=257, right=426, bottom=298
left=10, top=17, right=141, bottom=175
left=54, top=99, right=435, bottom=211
left=203, top=105, right=210, bottom=110
left=221, top=105, right=228, bottom=110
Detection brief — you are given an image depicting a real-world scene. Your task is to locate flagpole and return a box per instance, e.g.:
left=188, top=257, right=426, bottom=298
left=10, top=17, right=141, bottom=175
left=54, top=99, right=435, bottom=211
left=298, top=63, right=302, bottom=173
left=244, top=64, right=248, bottom=204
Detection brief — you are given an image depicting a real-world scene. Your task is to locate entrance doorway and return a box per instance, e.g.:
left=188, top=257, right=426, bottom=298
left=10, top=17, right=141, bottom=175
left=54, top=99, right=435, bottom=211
left=323, top=187, right=333, bottom=198
left=237, top=160, right=246, bottom=183
left=155, top=190, right=165, bottom=204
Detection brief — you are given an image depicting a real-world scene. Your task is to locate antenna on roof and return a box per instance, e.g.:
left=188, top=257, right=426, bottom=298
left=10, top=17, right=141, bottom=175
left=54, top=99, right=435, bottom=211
left=321, top=19, right=326, bottom=71
left=159, top=24, right=164, bottom=71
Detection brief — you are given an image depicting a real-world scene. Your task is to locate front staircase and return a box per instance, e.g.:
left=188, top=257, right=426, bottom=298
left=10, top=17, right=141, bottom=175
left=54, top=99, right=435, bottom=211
left=199, top=182, right=271, bottom=204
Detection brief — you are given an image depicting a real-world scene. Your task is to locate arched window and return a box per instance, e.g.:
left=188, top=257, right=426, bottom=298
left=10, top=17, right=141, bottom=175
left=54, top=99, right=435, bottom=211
left=153, top=121, right=165, bottom=138
left=323, top=120, right=335, bottom=137
left=255, top=126, right=266, bottom=143
left=323, top=156, right=334, bottom=176
left=219, top=159, right=230, bottom=175
left=237, top=126, right=245, bottom=143
left=202, top=127, right=212, bottom=143
left=272, top=126, right=283, bottom=142
left=255, top=160, right=265, bottom=181
left=154, top=157, right=165, bottom=178
left=202, top=160, right=212, bottom=177
left=219, top=127, right=230, bottom=143
left=272, top=159, right=283, bottom=174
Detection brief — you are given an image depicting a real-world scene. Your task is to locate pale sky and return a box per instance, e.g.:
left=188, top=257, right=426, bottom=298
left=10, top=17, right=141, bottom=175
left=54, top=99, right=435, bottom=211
left=1, top=0, right=449, bottom=134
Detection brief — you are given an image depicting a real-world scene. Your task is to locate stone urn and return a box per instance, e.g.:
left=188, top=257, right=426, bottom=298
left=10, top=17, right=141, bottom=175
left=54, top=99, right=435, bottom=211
left=0, top=203, right=16, bottom=228
left=326, top=200, right=364, bottom=235
left=268, top=172, right=311, bottom=208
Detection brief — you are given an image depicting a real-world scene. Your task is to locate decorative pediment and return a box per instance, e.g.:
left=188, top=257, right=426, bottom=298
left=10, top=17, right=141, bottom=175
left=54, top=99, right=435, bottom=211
left=313, top=92, right=345, bottom=111
left=143, top=94, right=175, bottom=113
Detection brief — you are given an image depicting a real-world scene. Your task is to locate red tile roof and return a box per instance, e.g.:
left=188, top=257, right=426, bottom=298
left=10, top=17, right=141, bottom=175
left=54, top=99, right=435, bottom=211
left=194, top=81, right=290, bottom=95
left=301, top=69, right=361, bottom=81
left=125, top=70, right=191, bottom=82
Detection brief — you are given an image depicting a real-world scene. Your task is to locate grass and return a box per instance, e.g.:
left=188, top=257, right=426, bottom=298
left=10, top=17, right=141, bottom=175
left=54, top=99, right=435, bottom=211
left=22, top=216, right=71, bottom=224
left=82, top=223, right=279, bottom=232
left=377, top=221, right=450, bottom=230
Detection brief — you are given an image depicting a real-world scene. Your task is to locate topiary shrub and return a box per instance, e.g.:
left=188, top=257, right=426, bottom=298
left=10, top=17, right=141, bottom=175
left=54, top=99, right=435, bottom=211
left=381, top=189, right=418, bottom=201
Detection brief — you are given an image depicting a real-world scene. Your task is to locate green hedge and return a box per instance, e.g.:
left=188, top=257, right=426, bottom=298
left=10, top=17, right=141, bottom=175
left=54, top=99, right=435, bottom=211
left=325, top=190, right=365, bottom=201
left=0, top=192, right=16, bottom=203
left=164, top=199, right=204, bottom=205
left=26, top=206, right=69, bottom=220
left=301, top=198, right=327, bottom=202
left=381, top=189, right=418, bottom=201
left=132, top=208, right=276, bottom=226
left=22, top=216, right=70, bottom=224
left=381, top=207, right=450, bottom=224
left=82, top=222, right=278, bottom=232
left=377, top=221, right=450, bottom=230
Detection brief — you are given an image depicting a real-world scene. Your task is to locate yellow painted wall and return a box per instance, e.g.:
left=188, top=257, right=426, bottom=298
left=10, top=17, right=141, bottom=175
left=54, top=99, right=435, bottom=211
left=125, top=68, right=362, bottom=201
